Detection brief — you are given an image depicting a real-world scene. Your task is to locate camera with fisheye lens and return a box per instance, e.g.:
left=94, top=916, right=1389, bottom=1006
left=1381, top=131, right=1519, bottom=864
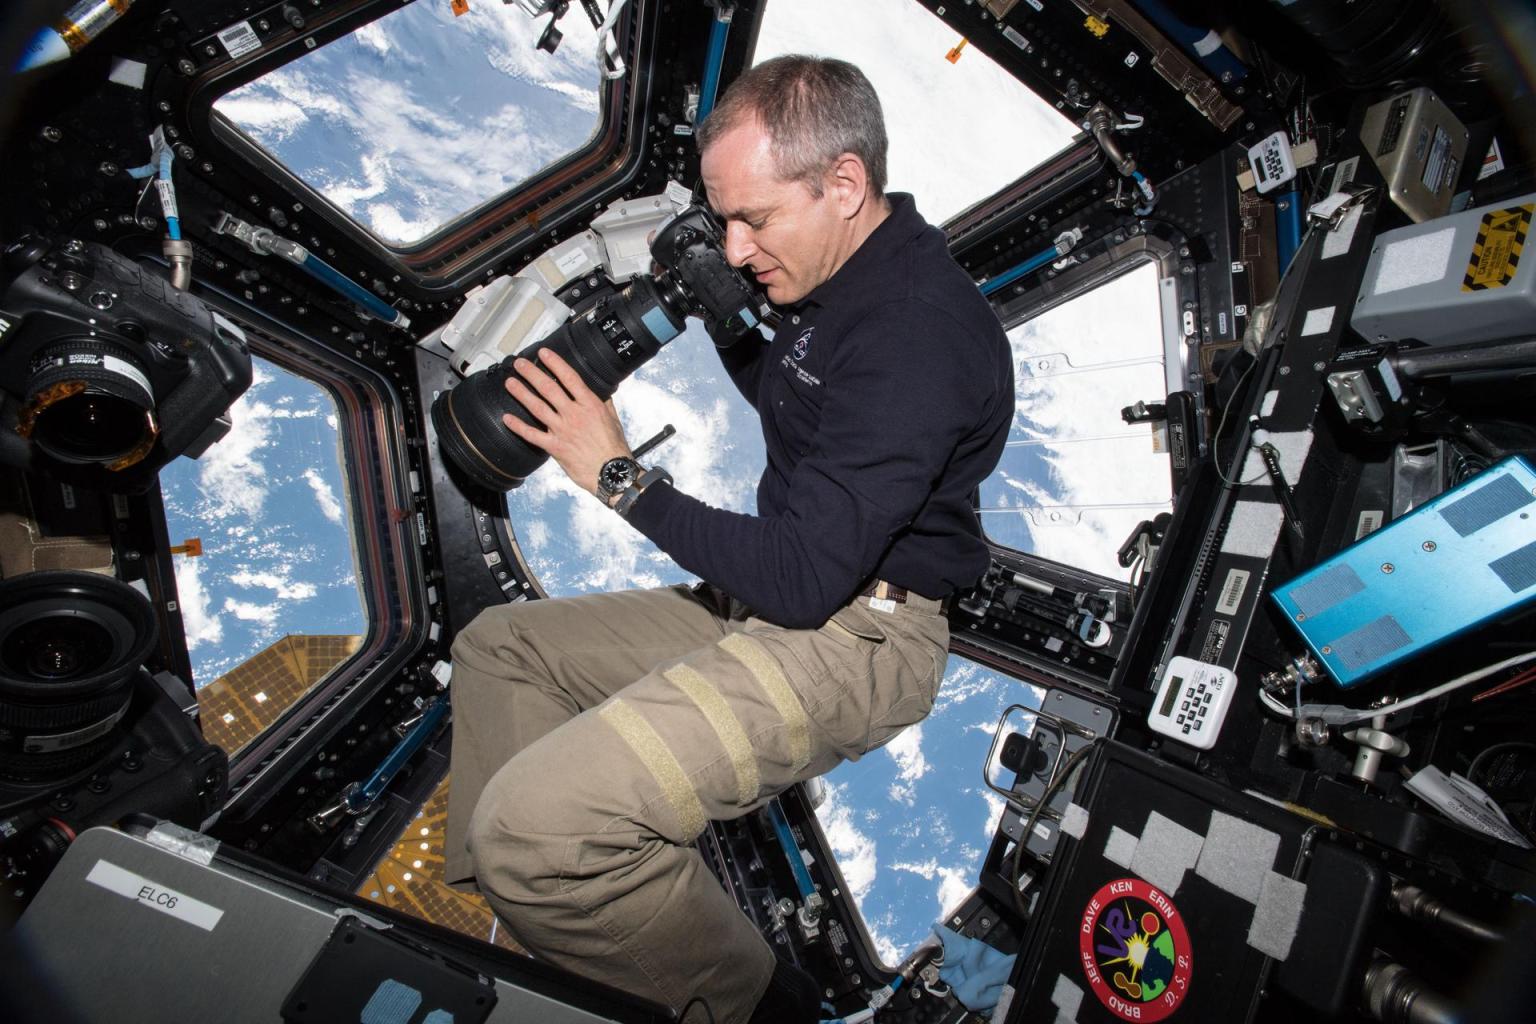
left=0, top=571, right=227, bottom=885
left=431, top=205, right=765, bottom=491
left=0, top=236, right=253, bottom=493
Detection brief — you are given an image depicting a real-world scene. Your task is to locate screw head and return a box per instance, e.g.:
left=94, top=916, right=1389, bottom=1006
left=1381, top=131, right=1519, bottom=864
left=1381, top=563, right=1395, bottom=574
left=1422, top=541, right=1436, bottom=552
left=1321, top=645, right=1333, bottom=655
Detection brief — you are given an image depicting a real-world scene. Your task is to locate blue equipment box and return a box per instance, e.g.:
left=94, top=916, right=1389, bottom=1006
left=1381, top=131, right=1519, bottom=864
left=1271, top=456, right=1536, bottom=687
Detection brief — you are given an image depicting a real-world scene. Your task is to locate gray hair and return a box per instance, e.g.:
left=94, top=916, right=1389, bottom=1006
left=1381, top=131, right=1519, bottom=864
left=697, top=55, right=888, bottom=199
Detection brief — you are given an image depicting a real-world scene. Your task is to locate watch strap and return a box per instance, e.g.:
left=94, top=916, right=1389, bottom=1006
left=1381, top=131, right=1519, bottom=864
left=615, top=466, right=671, bottom=518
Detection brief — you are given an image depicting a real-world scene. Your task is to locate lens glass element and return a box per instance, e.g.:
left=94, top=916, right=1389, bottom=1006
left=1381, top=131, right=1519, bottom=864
left=1, top=612, right=115, bottom=682
left=33, top=389, right=153, bottom=463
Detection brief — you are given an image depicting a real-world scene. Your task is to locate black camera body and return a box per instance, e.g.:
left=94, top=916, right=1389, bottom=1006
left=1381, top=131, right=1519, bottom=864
left=0, top=571, right=227, bottom=882
left=432, top=205, right=766, bottom=491
left=649, top=205, right=763, bottom=348
left=0, top=237, right=252, bottom=492
left=0, top=666, right=228, bottom=880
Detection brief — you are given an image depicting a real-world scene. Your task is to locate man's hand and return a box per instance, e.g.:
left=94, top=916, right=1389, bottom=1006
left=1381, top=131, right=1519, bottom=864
left=502, top=349, right=631, bottom=500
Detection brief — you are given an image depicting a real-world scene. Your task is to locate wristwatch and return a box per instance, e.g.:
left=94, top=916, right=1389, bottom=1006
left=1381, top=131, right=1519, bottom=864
left=615, top=466, right=672, bottom=518
left=596, top=455, right=642, bottom=507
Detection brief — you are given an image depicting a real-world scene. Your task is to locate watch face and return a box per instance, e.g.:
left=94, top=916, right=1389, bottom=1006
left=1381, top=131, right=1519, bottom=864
left=598, top=457, right=638, bottom=497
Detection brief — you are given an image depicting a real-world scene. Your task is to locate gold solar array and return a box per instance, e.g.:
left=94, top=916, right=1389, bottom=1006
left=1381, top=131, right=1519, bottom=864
left=358, top=774, right=523, bottom=954
left=198, top=634, right=363, bottom=754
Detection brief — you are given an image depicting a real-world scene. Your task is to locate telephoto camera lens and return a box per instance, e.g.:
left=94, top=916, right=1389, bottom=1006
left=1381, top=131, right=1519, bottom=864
left=0, top=571, right=157, bottom=782
left=20, top=337, right=158, bottom=468
left=432, top=274, right=689, bottom=491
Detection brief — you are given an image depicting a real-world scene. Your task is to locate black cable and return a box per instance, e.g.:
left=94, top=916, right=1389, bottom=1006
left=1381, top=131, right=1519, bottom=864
left=1008, top=741, right=1097, bottom=918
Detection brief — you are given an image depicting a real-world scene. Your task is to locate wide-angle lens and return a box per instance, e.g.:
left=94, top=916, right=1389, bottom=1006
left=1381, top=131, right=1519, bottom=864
left=0, top=571, right=156, bottom=782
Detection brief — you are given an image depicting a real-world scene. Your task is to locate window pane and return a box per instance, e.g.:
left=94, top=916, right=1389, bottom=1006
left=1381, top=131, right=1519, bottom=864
left=505, top=322, right=767, bottom=595
left=981, top=262, right=1174, bottom=579
left=160, top=356, right=367, bottom=754
left=754, top=0, right=1078, bottom=224
left=215, top=4, right=603, bottom=244
left=814, top=658, right=1043, bottom=964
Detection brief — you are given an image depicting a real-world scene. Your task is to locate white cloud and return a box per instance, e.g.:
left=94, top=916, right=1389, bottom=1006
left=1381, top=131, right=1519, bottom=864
left=888, top=858, right=976, bottom=924
left=197, top=392, right=274, bottom=518
left=174, top=556, right=222, bottom=653
left=229, top=568, right=318, bottom=601
left=354, top=21, right=392, bottom=57
left=303, top=467, right=345, bottom=525
left=982, top=792, right=1006, bottom=841
left=936, top=865, right=975, bottom=920
left=884, top=724, right=930, bottom=806
left=223, top=597, right=279, bottom=627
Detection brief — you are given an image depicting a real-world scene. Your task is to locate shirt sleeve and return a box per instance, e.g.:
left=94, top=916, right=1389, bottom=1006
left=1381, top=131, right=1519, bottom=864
left=627, top=300, right=994, bottom=628
left=714, top=327, right=770, bottom=406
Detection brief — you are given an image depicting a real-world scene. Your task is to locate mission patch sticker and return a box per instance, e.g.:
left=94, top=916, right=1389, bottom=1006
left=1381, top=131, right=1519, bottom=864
left=1080, top=877, right=1193, bottom=1021
left=1461, top=202, right=1531, bottom=291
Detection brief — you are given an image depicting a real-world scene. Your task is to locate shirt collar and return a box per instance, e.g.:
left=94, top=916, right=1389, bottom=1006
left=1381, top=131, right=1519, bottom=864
left=795, top=193, right=929, bottom=312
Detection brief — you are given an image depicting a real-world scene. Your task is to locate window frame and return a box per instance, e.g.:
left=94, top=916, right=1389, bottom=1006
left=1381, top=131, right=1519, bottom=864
left=157, top=289, right=433, bottom=817
left=979, top=235, right=1194, bottom=573
left=184, top=0, right=655, bottom=283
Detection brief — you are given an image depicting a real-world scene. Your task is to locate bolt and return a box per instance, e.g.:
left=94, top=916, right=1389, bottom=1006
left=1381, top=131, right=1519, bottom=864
left=1314, top=361, right=1326, bottom=371
left=98, top=161, right=119, bottom=176
left=1381, top=563, right=1394, bottom=574
left=1321, top=645, right=1333, bottom=655
left=1296, top=612, right=1307, bottom=622
left=1422, top=541, right=1436, bottom=552
left=1279, top=365, right=1292, bottom=376
left=41, top=125, right=62, bottom=142
left=178, top=58, right=197, bottom=75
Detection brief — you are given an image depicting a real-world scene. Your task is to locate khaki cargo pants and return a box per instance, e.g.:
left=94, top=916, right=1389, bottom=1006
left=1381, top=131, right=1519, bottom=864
left=443, top=582, right=949, bottom=1024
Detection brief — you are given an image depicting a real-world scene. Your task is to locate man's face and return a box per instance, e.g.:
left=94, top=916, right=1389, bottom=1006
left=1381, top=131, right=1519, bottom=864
left=700, top=120, right=845, bottom=306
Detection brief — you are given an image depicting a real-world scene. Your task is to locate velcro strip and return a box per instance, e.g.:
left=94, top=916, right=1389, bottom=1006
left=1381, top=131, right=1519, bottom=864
left=720, top=634, right=810, bottom=774
left=1438, top=472, right=1533, bottom=537
left=599, top=699, right=707, bottom=840
left=666, top=664, right=759, bottom=806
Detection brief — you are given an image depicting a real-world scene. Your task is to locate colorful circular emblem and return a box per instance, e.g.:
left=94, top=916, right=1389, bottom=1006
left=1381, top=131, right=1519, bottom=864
left=1079, top=877, right=1193, bottom=1021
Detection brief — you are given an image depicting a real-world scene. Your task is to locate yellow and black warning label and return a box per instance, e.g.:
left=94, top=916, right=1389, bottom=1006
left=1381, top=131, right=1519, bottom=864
left=1462, top=202, right=1532, bottom=291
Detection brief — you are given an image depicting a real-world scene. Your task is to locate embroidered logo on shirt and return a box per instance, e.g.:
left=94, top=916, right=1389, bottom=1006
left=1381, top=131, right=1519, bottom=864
left=792, top=327, right=814, bottom=361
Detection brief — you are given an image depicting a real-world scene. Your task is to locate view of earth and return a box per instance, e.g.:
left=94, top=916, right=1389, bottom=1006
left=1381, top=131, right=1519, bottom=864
left=161, top=357, right=367, bottom=687
left=215, top=0, right=604, bottom=244
left=181, top=0, right=1170, bottom=970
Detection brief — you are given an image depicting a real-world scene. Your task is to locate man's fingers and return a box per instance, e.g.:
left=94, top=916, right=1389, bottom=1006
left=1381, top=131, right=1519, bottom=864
left=536, top=349, right=594, bottom=403
left=504, top=373, right=558, bottom=426
left=515, top=356, right=574, bottom=410
left=502, top=412, right=554, bottom=451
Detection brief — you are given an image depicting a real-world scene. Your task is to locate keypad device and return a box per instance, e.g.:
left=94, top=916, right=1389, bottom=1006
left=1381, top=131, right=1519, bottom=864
left=1147, top=656, right=1237, bottom=751
left=1248, top=131, right=1297, bottom=194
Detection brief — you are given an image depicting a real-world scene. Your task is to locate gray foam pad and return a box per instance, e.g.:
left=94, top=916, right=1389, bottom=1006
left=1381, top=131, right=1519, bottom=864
left=1129, top=810, right=1205, bottom=895
left=1060, top=802, right=1090, bottom=839
left=1247, top=870, right=1308, bottom=961
left=1195, top=811, right=1282, bottom=904
left=1103, top=825, right=1138, bottom=870
left=1051, top=974, right=1084, bottom=1019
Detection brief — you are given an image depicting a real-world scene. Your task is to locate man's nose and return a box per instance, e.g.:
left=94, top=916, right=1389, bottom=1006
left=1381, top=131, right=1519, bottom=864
left=723, top=221, right=755, bottom=267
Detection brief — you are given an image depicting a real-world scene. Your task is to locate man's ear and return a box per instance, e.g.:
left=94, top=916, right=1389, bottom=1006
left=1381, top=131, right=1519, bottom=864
left=826, top=152, right=870, bottom=220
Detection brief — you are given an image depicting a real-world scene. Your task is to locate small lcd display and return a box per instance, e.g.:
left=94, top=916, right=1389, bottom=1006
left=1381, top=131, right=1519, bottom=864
left=1159, top=675, right=1184, bottom=717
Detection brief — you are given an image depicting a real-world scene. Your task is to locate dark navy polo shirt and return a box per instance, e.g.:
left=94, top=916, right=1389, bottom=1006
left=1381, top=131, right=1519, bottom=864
left=628, top=193, right=1013, bottom=628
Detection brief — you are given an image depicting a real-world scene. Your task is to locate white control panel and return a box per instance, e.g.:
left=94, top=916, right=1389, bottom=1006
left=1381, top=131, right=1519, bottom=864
left=1248, top=130, right=1298, bottom=194
left=1148, top=656, right=1236, bottom=750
